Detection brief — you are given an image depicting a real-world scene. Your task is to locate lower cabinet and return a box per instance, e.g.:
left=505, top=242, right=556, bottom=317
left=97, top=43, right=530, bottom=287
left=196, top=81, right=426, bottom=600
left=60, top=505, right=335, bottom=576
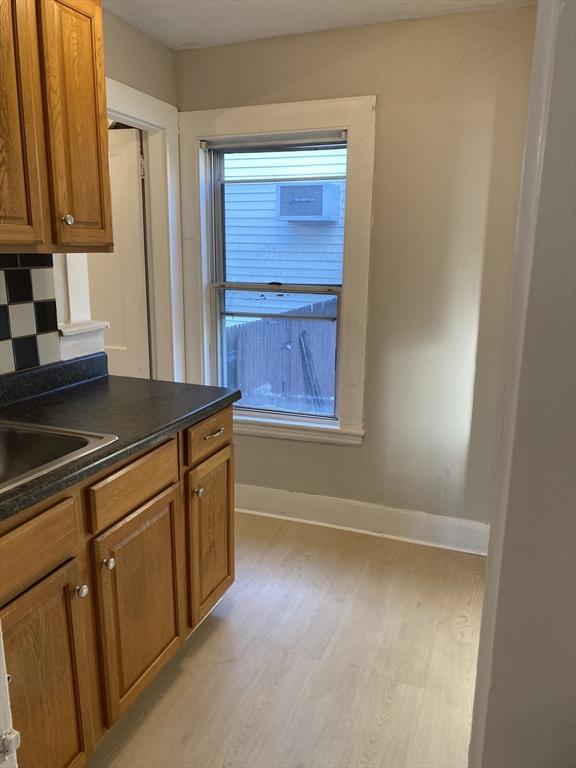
left=0, top=410, right=237, bottom=767
left=187, top=444, right=235, bottom=627
left=0, top=561, right=91, bottom=768
left=92, top=484, right=183, bottom=725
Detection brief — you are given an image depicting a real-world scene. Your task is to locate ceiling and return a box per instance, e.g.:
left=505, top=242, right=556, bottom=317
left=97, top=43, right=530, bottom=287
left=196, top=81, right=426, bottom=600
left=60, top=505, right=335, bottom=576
left=103, top=0, right=534, bottom=51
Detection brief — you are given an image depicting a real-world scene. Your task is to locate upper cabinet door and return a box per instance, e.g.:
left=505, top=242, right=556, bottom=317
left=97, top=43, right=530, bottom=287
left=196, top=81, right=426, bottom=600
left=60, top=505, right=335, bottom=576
left=0, top=0, right=50, bottom=246
left=39, top=0, right=113, bottom=248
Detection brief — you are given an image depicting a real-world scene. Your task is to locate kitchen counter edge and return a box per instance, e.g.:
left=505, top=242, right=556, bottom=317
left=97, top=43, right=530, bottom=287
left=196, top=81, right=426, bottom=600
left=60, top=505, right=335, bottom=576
left=0, top=377, right=241, bottom=524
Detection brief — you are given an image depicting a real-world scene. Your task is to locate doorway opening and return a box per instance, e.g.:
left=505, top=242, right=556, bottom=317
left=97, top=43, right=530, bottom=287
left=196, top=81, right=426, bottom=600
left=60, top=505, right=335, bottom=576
left=87, top=122, right=153, bottom=379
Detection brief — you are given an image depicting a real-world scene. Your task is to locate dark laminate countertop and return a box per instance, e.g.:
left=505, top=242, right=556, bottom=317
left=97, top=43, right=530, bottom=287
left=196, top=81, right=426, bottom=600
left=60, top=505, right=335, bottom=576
left=0, top=375, right=240, bottom=524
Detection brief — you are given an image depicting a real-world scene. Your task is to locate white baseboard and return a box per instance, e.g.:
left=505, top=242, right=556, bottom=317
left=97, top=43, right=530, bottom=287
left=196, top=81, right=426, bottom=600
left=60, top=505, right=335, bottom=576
left=236, top=484, right=489, bottom=556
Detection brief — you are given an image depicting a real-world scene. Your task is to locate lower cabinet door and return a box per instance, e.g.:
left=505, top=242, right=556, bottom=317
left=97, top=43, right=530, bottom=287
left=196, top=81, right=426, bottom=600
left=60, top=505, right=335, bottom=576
left=0, top=561, right=92, bottom=768
left=92, top=484, right=183, bottom=725
left=187, top=444, right=235, bottom=628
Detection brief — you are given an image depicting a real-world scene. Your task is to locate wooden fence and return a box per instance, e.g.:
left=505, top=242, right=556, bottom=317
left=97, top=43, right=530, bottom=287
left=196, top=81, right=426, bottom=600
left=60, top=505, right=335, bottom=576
left=224, top=297, right=338, bottom=416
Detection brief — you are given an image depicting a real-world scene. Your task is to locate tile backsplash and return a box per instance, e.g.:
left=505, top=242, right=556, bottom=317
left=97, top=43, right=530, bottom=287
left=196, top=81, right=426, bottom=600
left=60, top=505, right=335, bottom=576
left=0, top=254, right=61, bottom=374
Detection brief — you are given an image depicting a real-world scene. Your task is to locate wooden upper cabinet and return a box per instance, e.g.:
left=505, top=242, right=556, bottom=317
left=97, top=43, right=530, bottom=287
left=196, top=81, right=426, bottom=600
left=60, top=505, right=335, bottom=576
left=0, top=0, right=50, bottom=246
left=0, top=560, right=92, bottom=768
left=0, top=0, right=112, bottom=252
left=39, top=0, right=113, bottom=248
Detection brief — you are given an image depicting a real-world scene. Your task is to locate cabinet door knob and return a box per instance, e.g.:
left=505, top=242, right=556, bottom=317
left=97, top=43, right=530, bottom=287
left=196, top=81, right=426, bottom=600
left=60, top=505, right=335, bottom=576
left=193, top=487, right=204, bottom=498
left=62, top=213, right=75, bottom=225
left=103, top=557, right=116, bottom=571
left=75, top=584, right=89, bottom=598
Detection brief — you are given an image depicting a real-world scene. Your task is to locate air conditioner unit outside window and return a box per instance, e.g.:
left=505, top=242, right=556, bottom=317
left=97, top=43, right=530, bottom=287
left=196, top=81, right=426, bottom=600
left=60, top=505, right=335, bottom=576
left=276, top=182, right=340, bottom=222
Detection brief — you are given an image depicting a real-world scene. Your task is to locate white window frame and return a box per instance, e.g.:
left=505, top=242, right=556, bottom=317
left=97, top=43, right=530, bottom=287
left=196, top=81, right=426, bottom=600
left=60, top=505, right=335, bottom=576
left=179, top=97, right=376, bottom=445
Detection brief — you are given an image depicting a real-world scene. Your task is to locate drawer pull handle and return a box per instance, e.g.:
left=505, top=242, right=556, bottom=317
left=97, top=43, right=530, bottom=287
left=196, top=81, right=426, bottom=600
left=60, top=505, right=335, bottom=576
left=103, top=557, right=116, bottom=571
left=62, top=213, right=75, bottom=226
left=204, top=426, right=225, bottom=440
left=193, top=487, right=205, bottom=498
left=75, top=584, right=89, bottom=598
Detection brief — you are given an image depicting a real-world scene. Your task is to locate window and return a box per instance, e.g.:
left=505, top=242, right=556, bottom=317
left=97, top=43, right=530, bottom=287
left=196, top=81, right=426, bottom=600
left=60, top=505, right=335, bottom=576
left=211, top=144, right=347, bottom=419
left=180, top=97, right=376, bottom=444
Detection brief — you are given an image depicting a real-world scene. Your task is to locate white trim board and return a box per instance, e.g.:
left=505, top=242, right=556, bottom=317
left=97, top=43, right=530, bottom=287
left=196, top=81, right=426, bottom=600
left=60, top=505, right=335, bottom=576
left=105, top=78, right=185, bottom=382
left=233, top=414, right=363, bottom=445
left=236, top=484, right=489, bottom=555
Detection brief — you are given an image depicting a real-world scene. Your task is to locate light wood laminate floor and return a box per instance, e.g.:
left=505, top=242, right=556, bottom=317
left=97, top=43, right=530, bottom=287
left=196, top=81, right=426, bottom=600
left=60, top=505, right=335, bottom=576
left=88, top=512, right=485, bottom=768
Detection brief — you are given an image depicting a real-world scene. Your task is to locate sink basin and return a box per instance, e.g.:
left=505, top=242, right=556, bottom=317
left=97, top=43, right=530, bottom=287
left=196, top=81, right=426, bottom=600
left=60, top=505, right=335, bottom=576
left=0, top=421, right=118, bottom=494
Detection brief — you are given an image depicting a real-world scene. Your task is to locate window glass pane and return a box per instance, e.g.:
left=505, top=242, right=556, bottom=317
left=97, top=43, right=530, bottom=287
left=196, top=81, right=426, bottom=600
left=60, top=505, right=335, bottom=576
left=222, top=302, right=337, bottom=418
left=223, top=289, right=338, bottom=318
left=222, top=147, right=346, bottom=285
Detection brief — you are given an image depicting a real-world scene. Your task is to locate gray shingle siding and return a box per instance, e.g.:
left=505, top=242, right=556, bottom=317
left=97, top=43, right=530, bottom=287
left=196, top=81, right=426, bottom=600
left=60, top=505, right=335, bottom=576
left=224, top=181, right=346, bottom=287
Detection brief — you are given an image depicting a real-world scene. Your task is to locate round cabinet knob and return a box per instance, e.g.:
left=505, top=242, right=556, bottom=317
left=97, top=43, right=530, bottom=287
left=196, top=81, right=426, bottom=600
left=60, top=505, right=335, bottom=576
left=193, top=487, right=204, bottom=498
left=75, top=584, right=89, bottom=598
left=103, top=557, right=116, bottom=571
left=62, top=213, right=75, bottom=226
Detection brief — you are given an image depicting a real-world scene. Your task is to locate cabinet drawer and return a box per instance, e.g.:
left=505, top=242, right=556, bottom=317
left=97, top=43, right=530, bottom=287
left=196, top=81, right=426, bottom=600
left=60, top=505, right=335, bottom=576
left=186, top=407, right=233, bottom=466
left=88, top=440, right=178, bottom=534
left=0, top=497, right=78, bottom=606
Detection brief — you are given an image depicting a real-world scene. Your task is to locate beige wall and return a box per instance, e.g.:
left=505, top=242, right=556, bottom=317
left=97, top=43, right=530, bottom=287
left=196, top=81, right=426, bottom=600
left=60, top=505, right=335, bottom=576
left=470, top=1, right=576, bottom=764
left=177, top=8, right=535, bottom=523
left=103, top=10, right=177, bottom=106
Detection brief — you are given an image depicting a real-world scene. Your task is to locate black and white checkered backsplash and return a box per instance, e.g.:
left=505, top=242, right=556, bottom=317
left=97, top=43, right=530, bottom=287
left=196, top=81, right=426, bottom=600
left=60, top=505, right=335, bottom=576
left=0, top=254, right=60, bottom=374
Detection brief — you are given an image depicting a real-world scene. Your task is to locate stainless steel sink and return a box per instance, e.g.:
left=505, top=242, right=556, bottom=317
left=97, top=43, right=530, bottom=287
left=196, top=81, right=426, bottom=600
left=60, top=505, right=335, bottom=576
left=0, top=421, right=118, bottom=494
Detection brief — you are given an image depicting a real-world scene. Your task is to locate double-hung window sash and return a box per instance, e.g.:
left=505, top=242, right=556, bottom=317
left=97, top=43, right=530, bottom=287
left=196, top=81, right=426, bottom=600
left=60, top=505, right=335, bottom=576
left=207, top=135, right=347, bottom=420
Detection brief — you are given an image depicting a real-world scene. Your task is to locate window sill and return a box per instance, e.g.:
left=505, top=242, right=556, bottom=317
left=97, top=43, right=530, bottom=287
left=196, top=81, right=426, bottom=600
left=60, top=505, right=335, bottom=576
left=233, top=413, right=364, bottom=445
